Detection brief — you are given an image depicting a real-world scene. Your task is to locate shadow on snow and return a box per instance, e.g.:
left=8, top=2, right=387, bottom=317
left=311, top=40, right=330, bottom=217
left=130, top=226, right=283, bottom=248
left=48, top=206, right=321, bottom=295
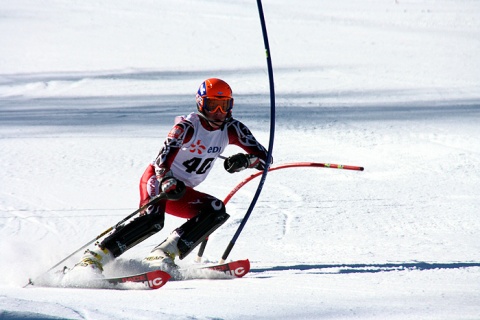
left=1, top=94, right=479, bottom=129
left=1, top=68, right=479, bottom=129
left=251, top=261, right=480, bottom=275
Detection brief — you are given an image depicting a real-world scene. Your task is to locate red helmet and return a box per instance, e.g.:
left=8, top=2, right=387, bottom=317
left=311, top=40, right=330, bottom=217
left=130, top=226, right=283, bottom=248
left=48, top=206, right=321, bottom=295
left=196, top=78, right=234, bottom=118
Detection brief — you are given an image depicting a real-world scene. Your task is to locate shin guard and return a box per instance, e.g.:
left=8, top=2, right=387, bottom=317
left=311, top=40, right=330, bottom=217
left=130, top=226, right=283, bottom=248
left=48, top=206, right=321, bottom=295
left=176, top=210, right=230, bottom=260
left=100, top=212, right=164, bottom=257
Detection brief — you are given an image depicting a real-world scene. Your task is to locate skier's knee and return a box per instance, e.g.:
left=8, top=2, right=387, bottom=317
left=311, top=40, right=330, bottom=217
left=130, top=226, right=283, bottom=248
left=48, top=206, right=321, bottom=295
left=207, top=198, right=226, bottom=216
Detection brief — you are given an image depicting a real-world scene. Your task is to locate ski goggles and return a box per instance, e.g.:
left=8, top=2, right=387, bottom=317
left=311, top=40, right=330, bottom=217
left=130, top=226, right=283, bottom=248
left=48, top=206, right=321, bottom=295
left=203, top=97, right=234, bottom=114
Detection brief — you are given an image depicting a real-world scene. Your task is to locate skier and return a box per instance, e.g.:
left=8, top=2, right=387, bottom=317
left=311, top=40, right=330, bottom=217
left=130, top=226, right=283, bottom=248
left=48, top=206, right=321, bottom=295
left=71, top=78, right=269, bottom=276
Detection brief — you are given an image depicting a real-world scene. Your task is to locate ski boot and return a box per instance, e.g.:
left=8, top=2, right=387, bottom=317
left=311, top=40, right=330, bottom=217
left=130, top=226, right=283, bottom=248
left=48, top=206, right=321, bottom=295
left=143, top=231, right=182, bottom=279
left=75, top=247, right=113, bottom=272
left=61, top=247, right=113, bottom=286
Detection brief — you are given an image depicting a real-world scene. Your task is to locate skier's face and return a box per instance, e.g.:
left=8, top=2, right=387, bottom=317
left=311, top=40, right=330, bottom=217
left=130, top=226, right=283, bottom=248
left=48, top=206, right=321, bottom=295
left=202, top=97, right=232, bottom=128
left=204, top=108, right=228, bottom=129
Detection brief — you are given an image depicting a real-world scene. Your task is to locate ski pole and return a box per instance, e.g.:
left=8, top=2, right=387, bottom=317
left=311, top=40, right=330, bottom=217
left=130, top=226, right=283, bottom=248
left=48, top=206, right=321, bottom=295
left=24, top=192, right=168, bottom=287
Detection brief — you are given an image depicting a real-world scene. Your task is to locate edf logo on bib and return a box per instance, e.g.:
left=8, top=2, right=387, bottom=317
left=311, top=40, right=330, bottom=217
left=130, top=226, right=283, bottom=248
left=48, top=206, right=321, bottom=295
left=208, top=146, right=221, bottom=153
left=189, top=140, right=222, bottom=154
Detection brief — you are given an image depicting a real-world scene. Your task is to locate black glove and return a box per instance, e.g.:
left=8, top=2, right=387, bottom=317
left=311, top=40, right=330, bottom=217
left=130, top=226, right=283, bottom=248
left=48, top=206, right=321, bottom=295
left=224, top=153, right=250, bottom=173
left=160, top=176, right=186, bottom=200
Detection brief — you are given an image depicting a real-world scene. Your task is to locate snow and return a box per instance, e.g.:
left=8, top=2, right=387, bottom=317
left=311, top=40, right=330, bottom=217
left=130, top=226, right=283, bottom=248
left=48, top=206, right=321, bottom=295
left=1, top=0, right=480, bottom=319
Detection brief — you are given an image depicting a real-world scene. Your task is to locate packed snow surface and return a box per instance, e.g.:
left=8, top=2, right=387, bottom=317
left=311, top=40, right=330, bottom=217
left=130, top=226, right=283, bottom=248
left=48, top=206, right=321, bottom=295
left=1, top=0, right=480, bottom=319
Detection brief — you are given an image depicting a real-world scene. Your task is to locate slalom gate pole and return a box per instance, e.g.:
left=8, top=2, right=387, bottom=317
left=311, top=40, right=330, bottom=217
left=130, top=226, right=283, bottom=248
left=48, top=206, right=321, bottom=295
left=218, top=0, right=276, bottom=263
left=195, top=162, right=364, bottom=261
left=223, top=162, right=364, bottom=204
left=24, top=192, right=168, bottom=287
